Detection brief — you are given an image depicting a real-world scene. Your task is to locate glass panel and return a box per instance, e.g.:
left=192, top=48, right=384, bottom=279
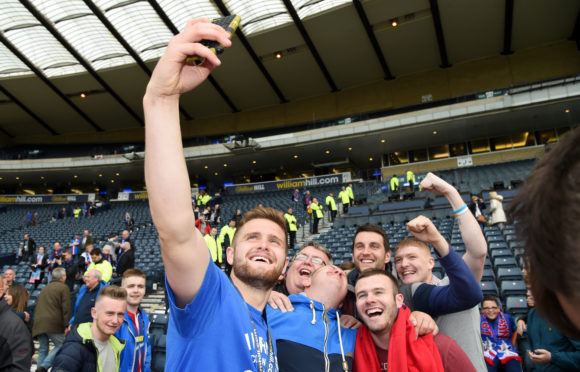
left=469, top=139, right=490, bottom=154
left=511, top=132, right=535, bottom=148
left=428, top=144, right=450, bottom=160
left=409, top=148, right=427, bottom=163
left=388, top=151, right=408, bottom=165
left=157, top=0, right=221, bottom=32
left=224, top=0, right=291, bottom=35
left=535, top=129, right=557, bottom=144
left=292, top=0, right=350, bottom=19
left=490, top=136, right=512, bottom=151
left=449, top=142, right=467, bottom=157
left=0, top=43, right=31, bottom=77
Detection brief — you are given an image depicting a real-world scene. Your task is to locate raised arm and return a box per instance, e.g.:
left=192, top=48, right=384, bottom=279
left=144, top=19, right=231, bottom=307
left=420, top=172, right=487, bottom=281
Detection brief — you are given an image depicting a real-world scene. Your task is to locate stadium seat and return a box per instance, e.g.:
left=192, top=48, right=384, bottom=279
left=493, top=257, right=518, bottom=270
left=480, top=281, right=499, bottom=296
left=481, top=269, right=495, bottom=282
left=495, top=267, right=523, bottom=282
left=490, top=249, right=513, bottom=261
left=505, top=296, right=528, bottom=315
left=500, top=280, right=527, bottom=297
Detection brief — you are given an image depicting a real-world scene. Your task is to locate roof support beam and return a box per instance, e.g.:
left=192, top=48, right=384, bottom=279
left=281, top=0, right=339, bottom=92
left=501, top=0, right=514, bottom=55
left=213, top=0, right=288, bottom=103
left=19, top=0, right=144, bottom=127
left=147, top=0, right=239, bottom=113
left=0, top=32, right=93, bottom=134
left=352, top=0, right=394, bottom=80
left=429, top=0, right=451, bottom=68
left=82, top=0, right=193, bottom=120
left=571, top=8, right=580, bottom=50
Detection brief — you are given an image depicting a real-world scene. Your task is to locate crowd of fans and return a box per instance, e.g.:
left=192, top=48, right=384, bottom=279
left=0, top=19, right=578, bottom=372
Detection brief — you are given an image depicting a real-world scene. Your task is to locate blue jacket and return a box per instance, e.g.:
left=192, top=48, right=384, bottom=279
left=527, top=308, right=580, bottom=371
left=115, top=307, right=151, bottom=372
left=267, top=293, right=357, bottom=372
left=69, top=281, right=108, bottom=325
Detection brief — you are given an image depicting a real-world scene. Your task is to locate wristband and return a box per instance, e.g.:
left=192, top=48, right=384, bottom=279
left=453, top=204, right=468, bottom=216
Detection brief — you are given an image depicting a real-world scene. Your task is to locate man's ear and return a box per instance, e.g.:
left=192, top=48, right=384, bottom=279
left=281, top=257, right=290, bottom=274
left=91, top=306, right=97, bottom=320
left=226, top=246, right=234, bottom=265
left=395, top=293, right=404, bottom=309
left=384, top=250, right=392, bottom=264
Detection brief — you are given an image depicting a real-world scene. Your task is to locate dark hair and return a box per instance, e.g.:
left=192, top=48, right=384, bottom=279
left=482, top=294, right=499, bottom=307
left=90, top=248, right=102, bottom=256
left=339, top=261, right=355, bottom=270
left=352, top=224, right=390, bottom=253
left=356, top=268, right=399, bottom=294
left=235, top=207, right=288, bottom=252
left=509, top=127, right=580, bottom=338
left=7, top=284, right=29, bottom=313
left=394, top=237, right=430, bottom=256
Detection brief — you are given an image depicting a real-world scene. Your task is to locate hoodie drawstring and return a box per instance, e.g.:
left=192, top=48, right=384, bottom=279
left=310, top=301, right=316, bottom=324
left=335, top=311, right=349, bottom=372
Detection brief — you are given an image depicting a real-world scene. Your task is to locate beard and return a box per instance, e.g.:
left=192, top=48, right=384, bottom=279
left=232, top=257, right=283, bottom=290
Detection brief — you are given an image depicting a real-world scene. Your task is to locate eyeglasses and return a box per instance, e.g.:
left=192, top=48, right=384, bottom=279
left=482, top=306, right=499, bottom=311
left=294, top=253, right=326, bottom=266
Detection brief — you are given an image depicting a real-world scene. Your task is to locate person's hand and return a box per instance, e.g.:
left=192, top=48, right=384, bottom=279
left=146, top=18, right=232, bottom=100
left=340, top=314, right=362, bottom=329
left=529, top=349, right=551, bottom=365
left=267, top=291, right=294, bottom=312
left=420, top=172, right=454, bottom=196
left=65, top=325, right=71, bottom=336
left=517, top=319, right=527, bottom=336
left=409, top=311, right=439, bottom=339
left=407, top=216, right=447, bottom=253
left=24, top=312, right=30, bottom=323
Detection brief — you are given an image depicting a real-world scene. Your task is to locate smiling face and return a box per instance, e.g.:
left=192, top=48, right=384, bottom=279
left=482, top=300, right=500, bottom=321
left=227, top=218, right=288, bottom=290
left=355, top=273, right=403, bottom=334
left=286, top=246, right=331, bottom=295
left=4, top=270, right=15, bottom=285
left=122, top=275, right=146, bottom=310
left=91, top=296, right=126, bottom=338
left=307, top=265, right=348, bottom=304
left=394, top=244, right=434, bottom=284
left=353, top=231, right=390, bottom=273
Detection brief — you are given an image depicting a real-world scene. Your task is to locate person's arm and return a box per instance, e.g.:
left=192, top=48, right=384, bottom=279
left=62, top=286, right=72, bottom=327
left=144, top=19, right=231, bottom=308
left=542, top=337, right=580, bottom=369
left=420, top=172, right=487, bottom=281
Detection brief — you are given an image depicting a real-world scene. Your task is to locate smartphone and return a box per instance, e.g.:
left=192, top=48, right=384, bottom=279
left=186, top=15, right=241, bottom=64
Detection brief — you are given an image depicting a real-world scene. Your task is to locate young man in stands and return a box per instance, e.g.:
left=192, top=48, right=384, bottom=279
left=394, top=172, right=487, bottom=372
left=116, top=269, right=151, bottom=372
left=86, top=247, right=113, bottom=283
left=267, top=264, right=357, bottom=371
left=144, top=19, right=288, bottom=370
left=204, top=226, right=221, bottom=266
left=510, top=127, right=580, bottom=339
left=354, top=269, right=475, bottom=371
left=53, top=286, right=127, bottom=372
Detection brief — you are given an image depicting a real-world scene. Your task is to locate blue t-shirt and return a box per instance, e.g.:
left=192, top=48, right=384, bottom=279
left=166, top=258, right=278, bottom=371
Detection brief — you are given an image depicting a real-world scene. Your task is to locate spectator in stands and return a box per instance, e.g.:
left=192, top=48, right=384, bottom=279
left=116, top=269, right=151, bottom=372
left=29, top=245, right=48, bottom=288
left=394, top=172, right=488, bottom=372
left=116, top=242, right=135, bottom=279
left=390, top=174, right=399, bottom=193
left=303, top=190, right=312, bottom=211
left=32, top=267, right=71, bottom=372
left=267, top=264, right=357, bottom=370
left=479, top=295, right=522, bottom=372
left=194, top=214, right=211, bottom=235
left=325, top=192, right=338, bottom=222
left=211, top=204, right=221, bottom=227
left=204, top=227, right=221, bottom=266
left=86, top=248, right=113, bottom=283
left=73, top=206, right=82, bottom=218
left=339, top=261, right=355, bottom=275
left=48, top=241, right=64, bottom=272
left=68, top=269, right=107, bottom=328
left=21, top=233, right=36, bottom=262
left=124, top=212, right=134, bottom=228
left=60, top=249, right=79, bottom=292
left=516, top=288, right=580, bottom=371
left=218, top=218, right=237, bottom=275
left=488, top=192, right=507, bottom=232
left=232, top=208, right=243, bottom=225
left=116, top=229, right=133, bottom=255
left=407, top=169, right=416, bottom=192
left=3, top=268, right=17, bottom=287
left=338, top=186, right=350, bottom=214
left=69, top=233, right=81, bottom=257
left=79, top=243, right=94, bottom=271
left=144, top=24, right=288, bottom=369
left=354, top=269, right=476, bottom=371
left=469, top=194, right=487, bottom=231
left=24, top=210, right=34, bottom=227
left=57, top=207, right=66, bottom=219
left=0, top=275, right=33, bottom=371
left=81, top=202, right=88, bottom=217
left=310, top=197, right=323, bottom=234
left=80, top=230, right=94, bottom=252
left=53, top=286, right=127, bottom=372
left=197, top=189, right=211, bottom=207
left=509, top=128, right=580, bottom=339
left=5, top=284, right=31, bottom=327
left=347, top=183, right=355, bottom=206
left=283, top=208, right=298, bottom=249
left=102, top=244, right=115, bottom=265
left=292, top=188, right=300, bottom=203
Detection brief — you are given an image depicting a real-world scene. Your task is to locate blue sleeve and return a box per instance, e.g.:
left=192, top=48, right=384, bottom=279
left=411, top=249, right=483, bottom=317
left=551, top=336, right=580, bottom=369
left=145, top=317, right=152, bottom=372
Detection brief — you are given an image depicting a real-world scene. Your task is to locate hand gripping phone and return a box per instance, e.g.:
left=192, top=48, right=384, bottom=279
left=186, top=15, right=241, bottom=64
